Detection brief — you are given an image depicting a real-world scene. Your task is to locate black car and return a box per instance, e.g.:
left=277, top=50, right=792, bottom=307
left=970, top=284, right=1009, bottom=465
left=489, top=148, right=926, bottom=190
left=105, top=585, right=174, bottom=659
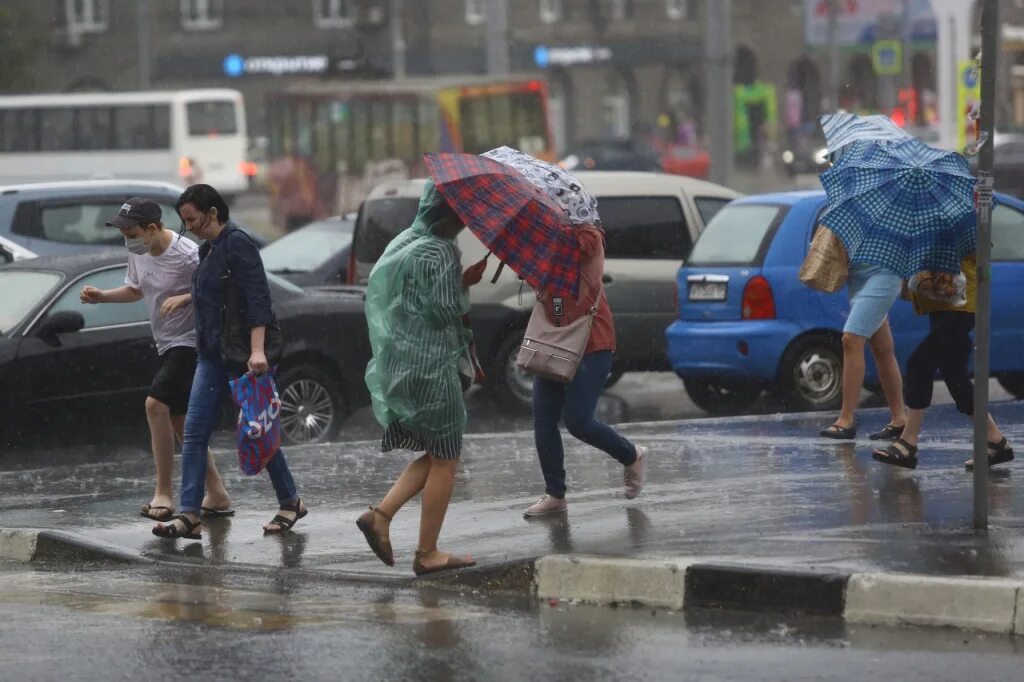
left=261, top=214, right=355, bottom=287
left=0, top=253, right=371, bottom=448
left=560, top=139, right=662, bottom=172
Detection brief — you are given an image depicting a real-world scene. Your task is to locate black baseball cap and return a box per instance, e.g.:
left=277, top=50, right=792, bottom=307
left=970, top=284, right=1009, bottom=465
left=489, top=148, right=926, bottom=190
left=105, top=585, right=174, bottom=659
left=106, top=197, right=163, bottom=229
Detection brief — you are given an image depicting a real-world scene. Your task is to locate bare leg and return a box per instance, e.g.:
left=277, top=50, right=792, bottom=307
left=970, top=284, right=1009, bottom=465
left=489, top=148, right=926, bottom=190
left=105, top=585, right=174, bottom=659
left=835, top=332, right=868, bottom=428
left=416, top=455, right=471, bottom=570
left=378, top=454, right=432, bottom=519
left=964, top=415, right=1010, bottom=468
left=145, top=398, right=175, bottom=511
left=897, top=408, right=925, bottom=447
left=870, top=320, right=906, bottom=426
left=171, top=415, right=231, bottom=510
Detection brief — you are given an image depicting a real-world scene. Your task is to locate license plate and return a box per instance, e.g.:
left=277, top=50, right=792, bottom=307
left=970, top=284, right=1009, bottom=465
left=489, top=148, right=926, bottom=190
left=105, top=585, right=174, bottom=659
left=689, top=282, right=727, bottom=301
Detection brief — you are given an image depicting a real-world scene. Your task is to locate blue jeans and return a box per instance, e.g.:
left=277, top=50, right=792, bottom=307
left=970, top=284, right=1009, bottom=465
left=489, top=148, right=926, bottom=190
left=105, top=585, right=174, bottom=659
left=532, top=351, right=637, bottom=499
left=180, top=354, right=298, bottom=514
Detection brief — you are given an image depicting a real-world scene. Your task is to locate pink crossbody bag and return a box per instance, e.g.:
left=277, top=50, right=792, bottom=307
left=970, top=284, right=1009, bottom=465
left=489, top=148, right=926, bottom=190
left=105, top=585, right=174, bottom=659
left=516, top=293, right=598, bottom=384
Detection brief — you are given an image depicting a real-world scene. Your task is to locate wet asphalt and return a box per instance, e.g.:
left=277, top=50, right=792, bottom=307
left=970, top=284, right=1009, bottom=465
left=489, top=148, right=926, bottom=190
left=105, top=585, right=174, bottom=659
left=1, top=390, right=1023, bottom=578
left=2, top=561, right=1023, bottom=682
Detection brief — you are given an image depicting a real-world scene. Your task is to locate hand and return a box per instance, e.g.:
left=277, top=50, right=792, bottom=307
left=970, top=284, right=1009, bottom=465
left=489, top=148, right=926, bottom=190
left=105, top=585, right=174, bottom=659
left=79, top=286, right=104, bottom=304
left=160, top=294, right=189, bottom=318
left=248, top=349, right=269, bottom=375
left=462, top=257, right=488, bottom=288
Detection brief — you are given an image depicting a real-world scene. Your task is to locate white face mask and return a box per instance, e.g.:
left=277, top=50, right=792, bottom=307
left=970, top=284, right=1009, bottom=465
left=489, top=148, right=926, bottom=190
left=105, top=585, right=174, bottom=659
left=125, top=236, right=149, bottom=255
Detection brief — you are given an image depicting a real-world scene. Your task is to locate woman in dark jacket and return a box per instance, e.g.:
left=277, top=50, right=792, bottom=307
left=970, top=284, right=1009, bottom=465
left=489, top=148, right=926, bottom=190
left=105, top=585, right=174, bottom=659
left=153, top=184, right=305, bottom=540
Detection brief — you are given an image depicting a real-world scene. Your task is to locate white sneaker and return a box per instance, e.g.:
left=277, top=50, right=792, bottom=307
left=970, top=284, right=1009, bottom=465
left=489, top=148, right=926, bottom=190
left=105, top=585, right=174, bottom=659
left=523, top=495, right=568, bottom=518
left=624, top=445, right=648, bottom=499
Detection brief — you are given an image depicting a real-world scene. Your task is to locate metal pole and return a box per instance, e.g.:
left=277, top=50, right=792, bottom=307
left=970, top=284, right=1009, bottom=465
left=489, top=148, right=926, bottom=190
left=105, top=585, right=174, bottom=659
left=828, top=0, right=840, bottom=110
left=391, top=0, right=406, bottom=79
left=137, top=0, right=151, bottom=89
left=705, top=0, right=733, bottom=186
left=485, top=0, right=509, bottom=75
left=973, top=0, right=998, bottom=530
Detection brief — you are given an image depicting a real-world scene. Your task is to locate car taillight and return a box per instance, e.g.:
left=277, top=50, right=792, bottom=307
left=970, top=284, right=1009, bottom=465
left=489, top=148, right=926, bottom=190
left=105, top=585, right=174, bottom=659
left=742, top=275, right=775, bottom=320
left=178, top=157, right=193, bottom=178
left=239, top=161, right=258, bottom=177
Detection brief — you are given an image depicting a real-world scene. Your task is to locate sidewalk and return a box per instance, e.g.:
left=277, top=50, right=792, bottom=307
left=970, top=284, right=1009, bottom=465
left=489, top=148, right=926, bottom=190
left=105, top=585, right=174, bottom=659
left=3, top=402, right=1023, bottom=629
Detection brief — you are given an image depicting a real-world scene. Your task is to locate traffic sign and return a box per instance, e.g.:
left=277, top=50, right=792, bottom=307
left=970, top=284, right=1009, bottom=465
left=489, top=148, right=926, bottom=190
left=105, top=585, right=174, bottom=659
left=871, top=40, right=903, bottom=75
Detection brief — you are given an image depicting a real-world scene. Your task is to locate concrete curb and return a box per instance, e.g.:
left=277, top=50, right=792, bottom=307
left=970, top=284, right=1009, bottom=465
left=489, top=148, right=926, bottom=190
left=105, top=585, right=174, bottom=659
left=0, top=528, right=148, bottom=565
left=534, top=555, right=1024, bottom=635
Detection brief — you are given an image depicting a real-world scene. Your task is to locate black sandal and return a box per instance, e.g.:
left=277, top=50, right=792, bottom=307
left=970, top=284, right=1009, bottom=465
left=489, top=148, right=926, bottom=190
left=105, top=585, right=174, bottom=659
left=869, top=423, right=906, bottom=441
left=872, top=438, right=919, bottom=470
left=263, top=499, right=308, bottom=534
left=151, top=514, right=202, bottom=541
left=965, top=438, right=1016, bottom=470
left=140, top=504, right=174, bottom=522
left=821, top=423, right=857, bottom=440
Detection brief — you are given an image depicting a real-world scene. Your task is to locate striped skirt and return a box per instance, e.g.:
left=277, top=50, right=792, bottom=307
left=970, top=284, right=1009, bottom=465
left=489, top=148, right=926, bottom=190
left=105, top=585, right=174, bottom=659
left=382, top=421, right=462, bottom=461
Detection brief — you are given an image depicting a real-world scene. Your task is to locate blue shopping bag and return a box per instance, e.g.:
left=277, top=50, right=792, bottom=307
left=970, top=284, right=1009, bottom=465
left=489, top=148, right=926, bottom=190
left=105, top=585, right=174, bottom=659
left=228, top=369, right=282, bottom=475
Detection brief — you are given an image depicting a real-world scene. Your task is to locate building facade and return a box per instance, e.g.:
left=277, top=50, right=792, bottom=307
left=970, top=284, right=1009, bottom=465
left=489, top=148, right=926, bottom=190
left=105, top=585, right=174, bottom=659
left=1, top=0, right=1010, bottom=157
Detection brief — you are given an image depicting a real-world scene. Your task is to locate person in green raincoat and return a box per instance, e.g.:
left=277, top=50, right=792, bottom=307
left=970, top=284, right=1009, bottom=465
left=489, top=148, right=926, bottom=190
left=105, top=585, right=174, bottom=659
left=356, top=180, right=487, bottom=576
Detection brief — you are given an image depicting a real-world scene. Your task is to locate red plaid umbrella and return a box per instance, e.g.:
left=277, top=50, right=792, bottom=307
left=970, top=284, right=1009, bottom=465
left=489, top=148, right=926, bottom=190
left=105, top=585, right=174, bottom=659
left=425, top=153, right=581, bottom=298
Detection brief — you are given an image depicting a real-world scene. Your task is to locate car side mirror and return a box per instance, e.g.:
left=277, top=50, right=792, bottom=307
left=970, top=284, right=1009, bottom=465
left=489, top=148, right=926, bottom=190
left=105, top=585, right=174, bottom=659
left=38, top=310, right=85, bottom=342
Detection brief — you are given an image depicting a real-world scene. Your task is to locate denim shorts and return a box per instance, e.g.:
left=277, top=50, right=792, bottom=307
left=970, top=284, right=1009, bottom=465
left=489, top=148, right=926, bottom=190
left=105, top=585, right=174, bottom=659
left=844, top=263, right=901, bottom=338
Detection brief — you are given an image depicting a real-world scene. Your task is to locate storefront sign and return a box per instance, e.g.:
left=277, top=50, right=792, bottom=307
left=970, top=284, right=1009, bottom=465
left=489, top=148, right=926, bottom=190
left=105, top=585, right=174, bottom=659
left=222, top=53, right=330, bottom=77
left=872, top=40, right=903, bottom=75
left=534, top=45, right=613, bottom=68
left=958, top=59, right=981, bottom=151
left=804, top=0, right=936, bottom=47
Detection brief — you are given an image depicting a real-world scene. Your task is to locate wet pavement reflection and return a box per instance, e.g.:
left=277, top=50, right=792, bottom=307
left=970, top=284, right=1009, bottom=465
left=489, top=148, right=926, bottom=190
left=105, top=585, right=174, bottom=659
left=2, top=401, right=1024, bottom=578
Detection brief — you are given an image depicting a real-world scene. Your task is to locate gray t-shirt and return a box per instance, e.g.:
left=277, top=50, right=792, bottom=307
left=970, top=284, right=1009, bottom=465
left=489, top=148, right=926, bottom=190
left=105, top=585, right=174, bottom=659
left=125, top=233, right=199, bottom=355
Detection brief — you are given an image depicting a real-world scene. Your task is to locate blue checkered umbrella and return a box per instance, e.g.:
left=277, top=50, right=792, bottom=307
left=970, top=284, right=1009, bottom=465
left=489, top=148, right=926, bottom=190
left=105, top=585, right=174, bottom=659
left=820, top=112, right=912, bottom=157
left=819, top=138, right=977, bottom=279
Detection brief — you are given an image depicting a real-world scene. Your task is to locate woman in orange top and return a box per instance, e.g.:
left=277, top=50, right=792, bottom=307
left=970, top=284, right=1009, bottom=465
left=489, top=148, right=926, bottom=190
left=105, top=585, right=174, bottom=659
left=523, top=224, right=649, bottom=517
left=872, top=257, right=1014, bottom=470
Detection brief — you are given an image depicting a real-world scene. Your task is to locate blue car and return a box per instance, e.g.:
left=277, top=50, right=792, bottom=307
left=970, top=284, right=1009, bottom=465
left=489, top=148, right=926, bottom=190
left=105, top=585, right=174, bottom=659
left=666, top=190, right=1024, bottom=415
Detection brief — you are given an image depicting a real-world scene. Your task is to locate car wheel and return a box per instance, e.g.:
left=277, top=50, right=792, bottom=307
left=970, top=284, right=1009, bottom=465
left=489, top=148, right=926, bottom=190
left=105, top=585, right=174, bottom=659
left=487, top=331, right=534, bottom=413
left=997, top=374, right=1024, bottom=400
left=777, top=335, right=844, bottom=412
left=276, top=363, right=348, bottom=445
left=682, top=377, right=761, bottom=416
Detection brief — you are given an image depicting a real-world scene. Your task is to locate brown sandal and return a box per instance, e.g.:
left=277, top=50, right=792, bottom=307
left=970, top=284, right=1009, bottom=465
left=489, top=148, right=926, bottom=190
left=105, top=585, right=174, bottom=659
left=412, top=549, right=476, bottom=577
left=356, top=506, right=395, bottom=567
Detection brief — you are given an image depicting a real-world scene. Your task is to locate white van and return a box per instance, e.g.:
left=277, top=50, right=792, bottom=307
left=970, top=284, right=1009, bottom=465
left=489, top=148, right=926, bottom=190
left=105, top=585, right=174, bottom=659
left=350, top=172, right=741, bottom=409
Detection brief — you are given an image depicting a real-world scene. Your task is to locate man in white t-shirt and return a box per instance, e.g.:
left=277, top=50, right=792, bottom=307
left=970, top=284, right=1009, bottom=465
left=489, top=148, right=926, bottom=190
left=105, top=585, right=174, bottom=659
left=80, top=198, right=232, bottom=521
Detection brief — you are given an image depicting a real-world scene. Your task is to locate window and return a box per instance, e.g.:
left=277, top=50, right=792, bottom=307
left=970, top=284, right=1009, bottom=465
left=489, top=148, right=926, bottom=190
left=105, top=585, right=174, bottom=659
left=666, top=0, right=692, bottom=21
left=33, top=199, right=175, bottom=246
left=313, top=0, right=355, bottom=28
left=992, top=204, right=1024, bottom=261
left=598, top=197, right=692, bottom=260
left=353, top=197, right=420, bottom=273
left=62, top=0, right=109, bottom=33
left=0, top=271, right=62, bottom=335
left=77, top=106, right=113, bottom=150
left=688, top=204, right=785, bottom=266
left=261, top=218, right=354, bottom=274
left=49, top=268, right=147, bottom=330
left=466, top=0, right=485, bottom=25
left=181, top=0, right=224, bottom=30
left=610, top=0, right=631, bottom=21
left=694, top=197, right=732, bottom=226
left=458, top=91, right=549, bottom=155
left=0, top=109, right=38, bottom=152
left=186, top=100, right=237, bottom=136
left=539, top=0, right=563, bottom=23
left=113, top=105, right=171, bottom=149
left=39, top=108, right=76, bottom=152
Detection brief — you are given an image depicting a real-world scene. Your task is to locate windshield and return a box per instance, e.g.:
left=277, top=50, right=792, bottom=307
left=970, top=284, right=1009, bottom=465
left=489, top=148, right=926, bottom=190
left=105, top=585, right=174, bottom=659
left=0, top=270, right=63, bottom=334
left=261, top=219, right=353, bottom=273
left=687, top=204, right=785, bottom=266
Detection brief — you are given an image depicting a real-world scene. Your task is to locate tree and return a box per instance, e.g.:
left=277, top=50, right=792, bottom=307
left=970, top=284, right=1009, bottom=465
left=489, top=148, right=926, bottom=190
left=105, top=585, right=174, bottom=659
left=0, top=6, right=40, bottom=92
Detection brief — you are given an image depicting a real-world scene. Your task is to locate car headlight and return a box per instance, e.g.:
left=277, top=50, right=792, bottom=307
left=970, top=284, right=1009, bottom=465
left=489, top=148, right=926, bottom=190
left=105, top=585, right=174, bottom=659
left=782, top=150, right=795, bottom=164
left=812, top=148, right=829, bottom=165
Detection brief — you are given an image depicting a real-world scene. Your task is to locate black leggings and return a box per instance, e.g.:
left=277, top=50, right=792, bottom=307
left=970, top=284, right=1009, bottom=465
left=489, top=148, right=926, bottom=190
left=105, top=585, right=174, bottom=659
left=904, top=311, right=975, bottom=414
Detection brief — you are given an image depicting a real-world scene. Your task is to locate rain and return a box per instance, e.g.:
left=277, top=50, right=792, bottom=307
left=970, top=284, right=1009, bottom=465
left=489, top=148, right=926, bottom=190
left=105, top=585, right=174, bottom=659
left=1, top=2, right=1024, bottom=680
